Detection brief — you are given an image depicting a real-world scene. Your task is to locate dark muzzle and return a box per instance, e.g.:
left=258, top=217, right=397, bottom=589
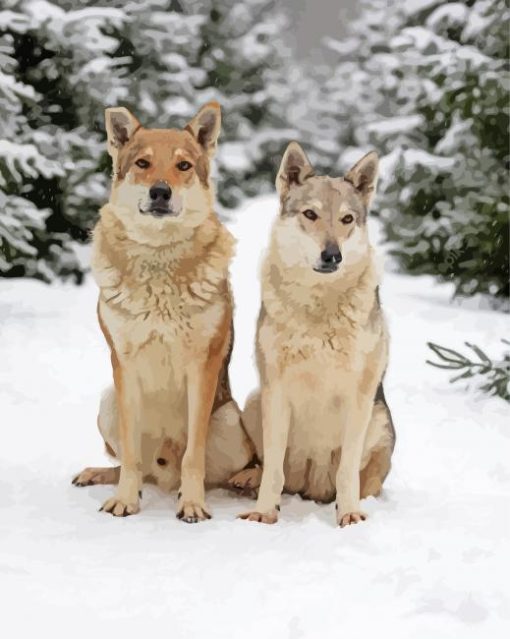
left=314, top=242, right=342, bottom=273
left=146, top=181, right=173, bottom=216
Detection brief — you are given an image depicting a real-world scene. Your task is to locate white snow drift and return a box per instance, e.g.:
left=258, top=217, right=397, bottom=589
left=0, top=196, right=508, bottom=638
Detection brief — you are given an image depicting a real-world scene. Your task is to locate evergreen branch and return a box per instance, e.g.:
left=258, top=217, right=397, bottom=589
left=427, top=340, right=510, bottom=402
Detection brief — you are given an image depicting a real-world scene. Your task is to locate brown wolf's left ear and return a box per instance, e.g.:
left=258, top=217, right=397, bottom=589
left=105, top=107, right=141, bottom=156
left=185, top=101, right=221, bottom=156
left=276, top=141, right=315, bottom=198
left=344, top=151, right=379, bottom=209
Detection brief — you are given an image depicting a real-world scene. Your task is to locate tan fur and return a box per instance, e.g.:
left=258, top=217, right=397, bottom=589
left=238, top=143, right=395, bottom=527
left=73, top=103, right=254, bottom=521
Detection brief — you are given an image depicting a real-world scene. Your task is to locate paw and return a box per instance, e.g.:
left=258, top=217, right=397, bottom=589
left=176, top=500, right=211, bottom=524
left=227, top=466, right=262, bottom=497
left=100, top=496, right=140, bottom=517
left=72, top=466, right=119, bottom=487
left=337, top=511, right=367, bottom=528
left=238, top=508, right=278, bottom=525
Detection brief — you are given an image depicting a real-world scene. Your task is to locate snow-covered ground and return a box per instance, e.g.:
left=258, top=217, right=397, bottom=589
left=1, top=196, right=509, bottom=638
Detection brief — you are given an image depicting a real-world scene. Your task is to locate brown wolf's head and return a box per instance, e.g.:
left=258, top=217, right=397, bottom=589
left=274, top=142, right=379, bottom=275
left=104, top=102, right=221, bottom=244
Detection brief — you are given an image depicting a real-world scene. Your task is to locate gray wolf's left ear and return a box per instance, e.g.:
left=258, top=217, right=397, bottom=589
left=276, top=141, right=315, bottom=198
left=185, top=101, right=221, bottom=156
left=345, top=151, right=379, bottom=209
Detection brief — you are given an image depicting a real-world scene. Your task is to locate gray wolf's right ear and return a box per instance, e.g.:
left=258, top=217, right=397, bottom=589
left=276, top=142, right=314, bottom=198
left=345, top=151, right=379, bottom=209
left=105, top=107, right=141, bottom=156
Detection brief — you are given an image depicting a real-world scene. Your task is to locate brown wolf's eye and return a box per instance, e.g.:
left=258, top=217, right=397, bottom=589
left=177, top=161, right=192, bottom=171
left=135, top=159, right=150, bottom=169
left=302, top=209, right=318, bottom=221
left=341, top=214, right=354, bottom=224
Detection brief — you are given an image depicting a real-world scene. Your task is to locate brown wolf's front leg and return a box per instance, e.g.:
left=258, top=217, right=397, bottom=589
left=239, top=383, right=290, bottom=524
left=100, top=360, right=142, bottom=517
left=177, top=346, right=226, bottom=523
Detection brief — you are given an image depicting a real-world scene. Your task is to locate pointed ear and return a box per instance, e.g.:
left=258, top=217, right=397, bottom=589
left=276, top=142, right=315, bottom=198
left=344, top=151, right=379, bottom=209
left=185, top=101, right=221, bottom=156
left=105, top=107, right=141, bottom=156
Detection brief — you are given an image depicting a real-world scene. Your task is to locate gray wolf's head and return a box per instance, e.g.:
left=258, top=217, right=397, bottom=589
left=274, top=142, right=379, bottom=275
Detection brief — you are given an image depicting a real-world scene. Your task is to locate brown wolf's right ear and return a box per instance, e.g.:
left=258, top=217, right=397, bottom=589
left=105, top=107, right=141, bottom=156
left=185, top=101, right=221, bottom=157
left=276, top=142, right=314, bottom=198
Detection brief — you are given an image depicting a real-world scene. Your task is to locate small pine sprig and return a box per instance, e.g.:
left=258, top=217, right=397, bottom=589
left=426, top=340, right=510, bottom=402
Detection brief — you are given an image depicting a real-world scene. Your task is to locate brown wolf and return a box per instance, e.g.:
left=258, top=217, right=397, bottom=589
left=235, top=142, right=396, bottom=527
left=73, top=102, right=254, bottom=522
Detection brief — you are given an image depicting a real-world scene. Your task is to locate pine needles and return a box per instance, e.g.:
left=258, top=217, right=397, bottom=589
left=427, top=340, right=510, bottom=402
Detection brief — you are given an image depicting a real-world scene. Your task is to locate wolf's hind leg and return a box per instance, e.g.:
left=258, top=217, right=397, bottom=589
left=360, top=447, right=392, bottom=498
left=224, top=391, right=263, bottom=496
left=227, top=463, right=262, bottom=497
left=97, top=385, right=120, bottom=456
left=359, top=399, right=395, bottom=498
left=241, top=391, right=263, bottom=459
left=72, top=466, right=120, bottom=487
left=205, top=399, right=255, bottom=486
left=72, top=386, right=121, bottom=488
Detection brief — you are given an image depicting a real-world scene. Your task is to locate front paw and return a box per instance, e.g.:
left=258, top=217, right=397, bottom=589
left=337, top=510, right=367, bottom=528
left=100, top=496, right=140, bottom=517
left=238, top=508, right=279, bottom=525
left=176, top=499, right=211, bottom=524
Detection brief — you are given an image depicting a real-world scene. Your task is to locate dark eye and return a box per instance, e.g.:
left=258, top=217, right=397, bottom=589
left=135, top=159, right=150, bottom=169
left=341, top=214, right=354, bottom=224
left=302, top=209, right=318, bottom=221
left=177, top=160, right=192, bottom=171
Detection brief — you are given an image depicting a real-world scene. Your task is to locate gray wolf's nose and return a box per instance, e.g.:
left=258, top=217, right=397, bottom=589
left=321, top=242, right=342, bottom=265
left=149, top=181, right=171, bottom=202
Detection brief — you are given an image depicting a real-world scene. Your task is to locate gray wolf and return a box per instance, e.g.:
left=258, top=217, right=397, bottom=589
left=234, top=142, right=396, bottom=527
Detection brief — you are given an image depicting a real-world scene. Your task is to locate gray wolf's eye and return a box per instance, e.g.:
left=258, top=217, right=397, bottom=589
left=341, top=214, right=354, bottom=224
left=302, top=209, right=318, bottom=221
left=135, top=159, right=150, bottom=169
left=177, top=161, right=192, bottom=171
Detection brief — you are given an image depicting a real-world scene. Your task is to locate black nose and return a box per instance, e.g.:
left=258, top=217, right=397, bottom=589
left=321, top=242, right=342, bottom=265
left=149, top=181, right=171, bottom=203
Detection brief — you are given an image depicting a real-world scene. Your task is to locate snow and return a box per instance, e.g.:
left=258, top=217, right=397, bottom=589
left=219, top=142, right=252, bottom=172
left=1, top=195, right=509, bottom=638
left=24, top=0, right=126, bottom=53
left=391, top=27, right=455, bottom=55
left=426, top=2, right=469, bottom=31
left=403, top=0, right=443, bottom=17
left=366, top=115, right=425, bottom=137
left=435, top=115, right=471, bottom=155
left=0, top=139, right=64, bottom=182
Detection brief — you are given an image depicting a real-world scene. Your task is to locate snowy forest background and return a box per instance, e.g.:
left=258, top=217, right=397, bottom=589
left=0, top=0, right=509, bottom=397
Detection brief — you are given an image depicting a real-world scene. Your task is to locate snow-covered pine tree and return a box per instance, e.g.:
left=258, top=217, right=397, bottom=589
left=0, top=0, right=131, bottom=281
left=327, top=0, right=510, bottom=302
left=189, top=0, right=294, bottom=207
left=0, top=0, right=294, bottom=281
left=319, top=0, right=410, bottom=171
left=284, top=59, right=342, bottom=177
left=0, top=5, right=74, bottom=280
